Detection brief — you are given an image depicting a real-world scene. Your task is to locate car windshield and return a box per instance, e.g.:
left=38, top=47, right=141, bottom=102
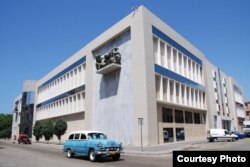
left=88, top=133, right=107, bottom=139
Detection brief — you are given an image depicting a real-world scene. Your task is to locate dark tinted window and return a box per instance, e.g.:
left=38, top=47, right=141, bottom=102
left=162, top=108, right=173, bottom=122
left=194, top=113, right=201, bottom=124
left=185, top=111, right=193, bottom=123
left=69, top=134, right=74, bottom=140
left=175, top=110, right=184, bottom=123
left=80, top=134, right=86, bottom=140
left=74, top=134, right=80, bottom=139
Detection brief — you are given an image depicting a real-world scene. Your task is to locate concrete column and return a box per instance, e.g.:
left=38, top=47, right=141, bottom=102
left=173, top=81, right=176, bottom=103
left=179, top=84, right=182, bottom=104
left=164, top=44, right=168, bottom=69
left=197, top=90, right=200, bottom=109
left=170, top=46, right=174, bottom=71
left=193, top=89, right=197, bottom=108
left=176, top=51, right=179, bottom=74
left=194, top=63, right=197, bottom=82
left=190, top=60, right=193, bottom=81
left=201, top=92, right=204, bottom=109
left=181, top=54, right=184, bottom=76
left=157, top=38, right=161, bottom=65
left=159, top=76, right=163, bottom=100
left=184, top=85, right=187, bottom=105
left=186, top=58, right=189, bottom=79
left=189, top=87, right=192, bottom=107
left=197, top=65, right=200, bottom=84
left=167, top=78, right=170, bottom=102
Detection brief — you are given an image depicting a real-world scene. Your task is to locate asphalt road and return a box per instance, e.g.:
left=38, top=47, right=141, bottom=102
left=1, top=138, right=250, bottom=167
left=0, top=140, right=171, bottom=167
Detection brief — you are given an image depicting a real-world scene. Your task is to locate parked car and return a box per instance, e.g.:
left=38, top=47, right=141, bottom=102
left=231, top=131, right=246, bottom=139
left=207, top=129, right=238, bottom=142
left=63, top=131, right=123, bottom=162
left=18, top=134, right=31, bottom=144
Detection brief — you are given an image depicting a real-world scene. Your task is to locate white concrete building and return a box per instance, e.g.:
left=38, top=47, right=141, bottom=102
left=205, top=60, right=245, bottom=132
left=32, top=6, right=244, bottom=146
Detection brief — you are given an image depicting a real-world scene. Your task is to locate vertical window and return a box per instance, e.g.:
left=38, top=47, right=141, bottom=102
left=74, top=134, right=80, bottom=140
left=194, top=113, right=201, bottom=124
left=175, top=110, right=184, bottom=123
left=176, top=128, right=185, bottom=141
left=185, top=111, right=193, bottom=123
left=162, top=108, right=173, bottom=123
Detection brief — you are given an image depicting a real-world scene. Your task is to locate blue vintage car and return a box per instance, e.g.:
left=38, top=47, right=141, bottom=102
left=63, top=131, right=123, bottom=162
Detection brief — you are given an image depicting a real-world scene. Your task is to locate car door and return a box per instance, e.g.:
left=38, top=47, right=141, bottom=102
left=73, top=133, right=81, bottom=153
left=75, top=133, right=88, bottom=155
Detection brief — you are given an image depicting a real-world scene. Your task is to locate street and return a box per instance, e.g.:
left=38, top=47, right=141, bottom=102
left=0, top=140, right=170, bottom=167
left=1, top=138, right=250, bottom=167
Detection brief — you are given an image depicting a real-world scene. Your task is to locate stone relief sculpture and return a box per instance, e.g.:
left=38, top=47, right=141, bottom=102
left=96, top=47, right=121, bottom=70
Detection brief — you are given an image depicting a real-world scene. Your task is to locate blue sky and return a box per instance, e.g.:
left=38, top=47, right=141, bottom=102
left=0, top=0, right=249, bottom=114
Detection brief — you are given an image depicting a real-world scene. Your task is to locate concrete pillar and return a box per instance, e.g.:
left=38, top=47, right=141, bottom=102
left=167, top=78, right=170, bottom=102
left=164, top=44, right=168, bottom=69
left=173, top=81, right=176, bottom=103
left=157, top=38, right=161, bottom=65
left=159, top=76, right=163, bottom=100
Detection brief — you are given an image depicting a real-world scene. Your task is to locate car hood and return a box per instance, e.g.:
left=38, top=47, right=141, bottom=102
left=91, top=139, right=121, bottom=147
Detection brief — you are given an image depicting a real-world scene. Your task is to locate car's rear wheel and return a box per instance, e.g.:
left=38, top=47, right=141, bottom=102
left=67, top=150, right=73, bottom=158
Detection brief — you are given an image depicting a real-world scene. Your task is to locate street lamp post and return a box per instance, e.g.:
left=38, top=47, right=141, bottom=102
left=138, top=117, right=143, bottom=151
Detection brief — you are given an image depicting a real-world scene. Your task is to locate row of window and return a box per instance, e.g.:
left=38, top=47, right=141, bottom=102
left=156, top=75, right=206, bottom=109
left=212, top=70, right=230, bottom=115
left=153, top=36, right=203, bottom=84
left=36, top=92, right=85, bottom=120
left=37, top=63, right=86, bottom=104
left=162, top=108, right=206, bottom=124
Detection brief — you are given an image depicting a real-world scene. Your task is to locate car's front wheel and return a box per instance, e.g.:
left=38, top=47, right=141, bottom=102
left=89, top=149, right=97, bottom=162
left=112, top=154, right=120, bottom=161
left=67, top=150, right=74, bottom=158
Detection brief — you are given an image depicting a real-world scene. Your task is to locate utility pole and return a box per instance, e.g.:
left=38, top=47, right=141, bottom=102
left=138, top=117, right=143, bottom=151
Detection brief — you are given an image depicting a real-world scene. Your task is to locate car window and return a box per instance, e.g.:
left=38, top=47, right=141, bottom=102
left=225, top=131, right=230, bottom=135
left=88, top=133, right=107, bottom=139
left=68, top=134, right=74, bottom=140
left=80, top=134, right=86, bottom=140
left=74, top=134, right=80, bottom=140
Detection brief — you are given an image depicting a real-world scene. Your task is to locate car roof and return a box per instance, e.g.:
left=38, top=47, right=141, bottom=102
left=69, top=130, right=104, bottom=136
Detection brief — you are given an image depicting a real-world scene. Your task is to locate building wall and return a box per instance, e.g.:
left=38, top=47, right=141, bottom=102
left=36, top=112, right=85, bottom=143
left=139, top=7, right=208, bottom=144
left=92, top=30, right=133, bottom=145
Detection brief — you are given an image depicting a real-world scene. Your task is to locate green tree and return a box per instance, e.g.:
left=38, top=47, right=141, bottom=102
left=54, top=120, right=67, bottom=144
left=42, top=121, right=54, bottom=143
left=0, top=114, right=12, bottom=139
left=0, top=114, right=12, bottom=131
left=33, top=122, right=43, bottom=142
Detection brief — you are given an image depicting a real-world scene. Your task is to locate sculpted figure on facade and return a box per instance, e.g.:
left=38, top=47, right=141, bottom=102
left=95, top=47, right=121, bottom=70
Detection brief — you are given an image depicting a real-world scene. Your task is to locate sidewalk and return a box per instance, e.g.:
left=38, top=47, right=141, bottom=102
left=123, top=139, right=207, bottom=155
